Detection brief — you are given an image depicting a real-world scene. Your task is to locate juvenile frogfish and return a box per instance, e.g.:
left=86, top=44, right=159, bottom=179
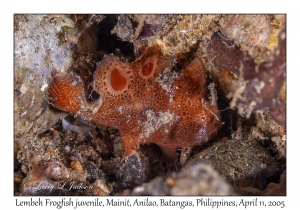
left=47, top=45, right=221, bottom=163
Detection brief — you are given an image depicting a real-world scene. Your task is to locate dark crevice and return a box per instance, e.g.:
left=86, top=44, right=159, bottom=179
left=97, top=14, right=135, bottom=59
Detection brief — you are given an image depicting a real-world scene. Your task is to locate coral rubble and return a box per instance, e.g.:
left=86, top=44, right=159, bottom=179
left=14, top=14, right=286, bottom=196
left=206, top=16, right=286, bottom=125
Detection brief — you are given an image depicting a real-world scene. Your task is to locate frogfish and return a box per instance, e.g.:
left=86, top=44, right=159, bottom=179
left=47, top=45, right=221, bottom=163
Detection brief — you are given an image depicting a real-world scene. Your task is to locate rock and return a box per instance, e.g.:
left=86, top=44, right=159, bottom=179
left=183, top=139, right=281, bottom=191
left=116, top=152, right=150, bottom=189
left=132, top=163, right=233, bottom=195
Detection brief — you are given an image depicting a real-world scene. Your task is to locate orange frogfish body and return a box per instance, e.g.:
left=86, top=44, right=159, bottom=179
left=47, top=45, right=221, bottom=163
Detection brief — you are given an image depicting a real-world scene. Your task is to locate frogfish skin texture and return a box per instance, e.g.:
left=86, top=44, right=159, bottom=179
left=47, top=45, right=221, bottom=163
